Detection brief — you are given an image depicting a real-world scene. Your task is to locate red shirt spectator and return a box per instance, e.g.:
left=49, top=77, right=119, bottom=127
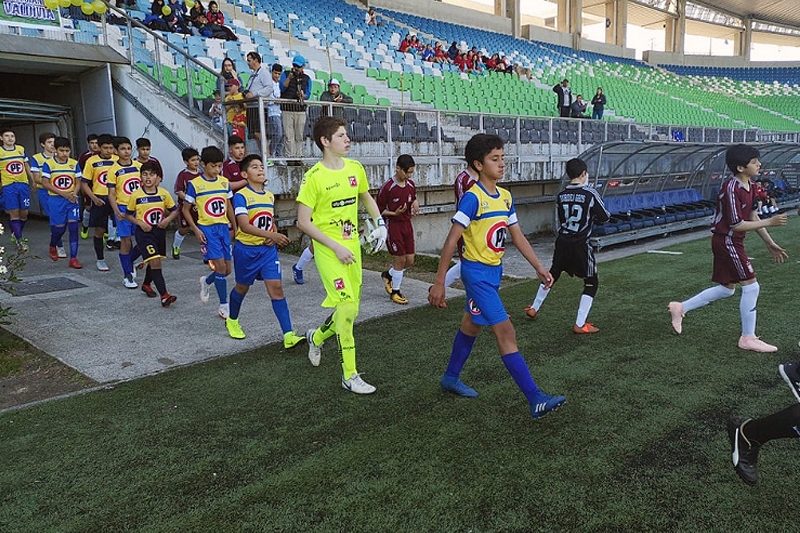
left=454, top=53, right=467, bottom=71
left=206, top=0, right=225, bottom=24
left=399, top=38, right=411, bottom=53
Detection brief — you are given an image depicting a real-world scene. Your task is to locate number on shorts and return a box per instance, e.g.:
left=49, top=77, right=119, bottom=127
left=146, top=244, right=156, bottom=255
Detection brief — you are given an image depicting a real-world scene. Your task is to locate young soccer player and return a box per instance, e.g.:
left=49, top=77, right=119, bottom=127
left=172, top=147, right=202, bottom=259
left=0, top=128, right=35, bottom=252
left=297, top=116, right=387, bottom=395
left=668, top=145, right=788, bottom=352
left=428, top=134, right=566, bottom=420
left=81, top=134, right=118, bottom=271
left=444, top=143, right=481, bottom=288
left=135, top=137, right=161, bottom=174
left=78, top=133, right=100, bottom=239
left=29, top=132, right=66, bottom=258
left=183, top=145, right=235, bottom=318
left=107, top=137, right=142, bottom=288
left=377, top=154, right=419, bottom=304
left=126, top=161, right=178, bottom=306
left=222, top=134, right=247, bottom=191
left=291, top=242, right=314, bottom=284
left=226, top=154, right=306, bottom=346
left=41, top=137, right=82, bottom=269
left=525, top=158, right=609, bottom=333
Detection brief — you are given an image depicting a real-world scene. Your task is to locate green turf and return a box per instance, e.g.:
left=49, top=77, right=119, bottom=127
left=2, top=222, right=800, bottom=530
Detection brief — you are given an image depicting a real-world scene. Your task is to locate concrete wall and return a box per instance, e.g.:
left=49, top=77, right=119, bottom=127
left=644, top=50, right=800, bottom=68
left=370, top=0, right=513, bottom=36
left=522, top=24, right=637, bottom=59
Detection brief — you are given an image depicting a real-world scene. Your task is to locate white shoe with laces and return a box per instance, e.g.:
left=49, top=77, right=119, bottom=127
left=218, top=303, right=229, bottom=319
left=306, top=328, right=321, bottom=366
left=56, top=246, right=67, bottom=258
left=199, top=275, right=210, bottom=303
left=341, top=373, right=376, bottom=395
left=96, top=259, right=109, bottom=272
left=123, top=275, right=138, bottom=289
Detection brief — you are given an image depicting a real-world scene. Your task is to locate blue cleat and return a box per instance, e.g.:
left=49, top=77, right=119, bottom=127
left=292, top=264, right=305, bottom=285
left=530, top=394, right=567, bottom=420
left=440, top=375, right=479, bottom=398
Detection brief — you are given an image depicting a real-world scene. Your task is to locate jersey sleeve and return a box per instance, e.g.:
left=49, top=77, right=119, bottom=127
left=163, top=189, right=176, bottom=210
left=106, top=165, right=118, bottom=188
left=376, top=182, right=389, bottom=213
left=296, top=172, right=317, bottom=209
left=233, top=192, right=248, bottom=216
left=721, top=182, right=743, bottom=226
left=226, top=181, right=233, bottom=199
left=357, top=163, right=368, bottom=195
left=184, top=181, right=197, bottom=204
left=452, top=192, right=479, bottom=228
left=591, top=190, right=610, bottom=223
left=508, top=201, right=518, bottom=226
left=126, top=192, right=136, bottom=213
left=29, top=156, right=41, bottom=174
left=82, top=161, right=94, bottom=183
left=40, top=162, right=52, bottom=180
left=74, top=163, right=83, bottom=180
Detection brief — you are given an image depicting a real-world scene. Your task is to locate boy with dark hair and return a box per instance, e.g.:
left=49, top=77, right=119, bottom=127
left=428, top=133, right=566, bottom=420
left=30, top=132, right=66, bottom=258
left=126, top=161, right=178, bottom=306
left=135, top=137, right=162, bottom=176
left=226, top=153, right=305, bottom=346
left=183, top=145, right=235, bottom=318
left=297, top=116, right=387, bottom=395
left=172, top=147, right=201, bottom=259
left=41, top=137, right=82, bottom=269
left=668, top=144, right=788, bottom=352
left=78, top=133, right=99, bottom=172
left=377, top=154, right=419, bottom=304
left=0, top=127, right=34, bottom=252
left=525, top=158, right=609, bottom=333
left=107, top=136, right=142, bottom=288
left=81, top=133, right=118, bottom=271
left=78, top=133, right=99, bottom=239
left=222, top=134, right=247, bottom=191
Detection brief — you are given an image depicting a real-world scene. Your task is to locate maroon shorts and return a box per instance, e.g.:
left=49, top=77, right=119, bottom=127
left=387, top=220, right=414, bottom=256
left=177, top=202, right=198, bottom=229
left=712, top=233, right=755, bottom=285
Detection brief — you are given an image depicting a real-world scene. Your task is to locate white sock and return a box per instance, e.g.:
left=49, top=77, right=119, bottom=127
left=173, top=232, right=185, bottom=249
left=389, top=267, right=404, bottom=291
left=682, top=285, right=736, bottom=313
left=575, top=294, right=593, bottom=327
left=296, top=247, right=314, bottom=270
left=740, top=282, right=759, bottom=337
left=107, top=219, right=117, bottom=240
left=444, top=261, right=461, bottom=287
left=531, top=284, right=550, bottom=311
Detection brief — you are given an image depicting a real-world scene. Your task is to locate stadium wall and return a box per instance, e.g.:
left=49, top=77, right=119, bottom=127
left=644, top=50, right=800, bottom=68
left=370, top=0, right=513, bottom=36
left=523, top=25, right=637, bottom=60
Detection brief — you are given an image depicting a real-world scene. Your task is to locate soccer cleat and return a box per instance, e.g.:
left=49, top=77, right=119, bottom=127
left=123, top=275, right=138, bottom=289
left=341, top=373, right=376, bottom=395
left=96, top=259, right=110, bottom=272
left=68, top=258, right=83, bottom=269
left=172, top=246, right=180, bottom=260
left=779, top=361, right=800, bottom=403
left=306, top=327, right=322, bottom=366
left=199, top=275, right=211, bottom=303
left=738, top=336, right=778, bottom=353
left=390, top=290, right=408, bottom=305
left=141, top=283, right=157, bottom=298
left=530, top=394, right=567, bottom=420
left=283, top=331, right=306, bottom=349
left=160, top=293, right=177, bottom=307
left=16, top=239, right=29, bottom=253
left=56, top=246, right=67, bottom=258
left=113, top=240, right=121, bottom=249
left=728, top=416, right=760, bottom=485
left=668, top=301, right=684, bottom=334
left=48, top=246, right=59, bottom=261
left=523, top=305, right=538, bottom=320
left=381, top=270, right=393, bottom=295
left=440, top=375, right=479, bottom=398
left=226, top=318, right=246, bottom=339
left=80, top=225, right=89, bottom=239
left=218, top=303, right=230, bottom=319
left=291, top=264, right=304, bottom=285
left=105, top=239, right=115, bottom=250
left=573, top=322, right=599, bottom=334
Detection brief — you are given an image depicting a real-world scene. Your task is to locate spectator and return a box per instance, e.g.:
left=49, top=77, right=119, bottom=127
left=447, top=41, right=459, bottom=61
left=454, top=52, right=467, bottom=72
left=591, top=87, right=606, bottom=120
left=364, top=7, right=381, bottom=26
left=421, top=44, right=435, bottom=63
left=267, top=63, right=284, bottom=159
left=553, top=78, right=572, bottom=118
left=244, top=51, right=273, bottom=151
left=225, top=79, right=246, bottom=139
left=434, top=42, right=448, bottom=63
left=399, top=34, right=412, bottom=53
left=209, top=89, right=224, bottom=128
left=485, top=53, right=498, bottom=71
left=205, top=1, right=238, bottom=40
left=166, top=0, right=191, bottom=33
left=189, top=0, right=204, bottom=20
left=514, top=63, right=532, bottom=81
left=145, top=0, right=171, bottom=31
left=220, top=58, right=240, bottom=94
left=320, top=78, right=354, bottom=118
left=412, top=35, right=424, bottom=52
left=279, top=54, right=311, bottom=163
left=570, top=94, right=588, bottom=118
left=473, top=52, right=485, bottom=74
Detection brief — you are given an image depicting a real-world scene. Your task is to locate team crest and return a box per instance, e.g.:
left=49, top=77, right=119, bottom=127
left=348, top=176, right=358, bottom=187
left=334, top=278, right=346, bottom=290
left=486, top=221, right=508, bottom=253
left=468, top=299, right=481, bottom=315
left=122, top=177, right=141, bottom=195
left=53, top=174, right=74, bottom=191
left=250, top=211, right=273, bottom=231
left=143, top=207, right=164, bottom=225
left=5, top=161, right=23, bottom=175
left=97, top=171, right=108, bottom=185
left=204, top=196, right=227, bottom=218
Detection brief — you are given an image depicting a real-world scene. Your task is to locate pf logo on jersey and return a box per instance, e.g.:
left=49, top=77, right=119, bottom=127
left=143, top=207, right=164, bottom=225
left=5, top=161, right=23, bottom=176
left=250, top=210, right=273, bottom=231
left=486, top=221, right=508, bottom=253
left=204, top=196, right=226, bottom=218
left=122, top=177, right=141, bottom=195
left=97, top=170, right=108, bottom=186
left=53, top=174, right=74, bottom=191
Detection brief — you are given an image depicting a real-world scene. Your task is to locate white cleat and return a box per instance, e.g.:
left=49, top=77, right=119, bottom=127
left=96, top=259, right=110, bottom=272
left=199, top=275, right=211, bottom=303
left=738, top=336, right=778, bottom=353
left=342, top=373, right=376, bottom=395
left=218, top=303, right=229, bottom=319
left=56, top=246, right=67, bottom=258
left=122, top=275, right=138, bottom=289
left=306, top=328, right=321, bottom=367
left=668, top=301, right=684, bottom=334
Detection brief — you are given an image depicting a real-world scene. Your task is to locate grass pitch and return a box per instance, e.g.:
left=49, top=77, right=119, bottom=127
left=2, top=222, right=799, bottom=531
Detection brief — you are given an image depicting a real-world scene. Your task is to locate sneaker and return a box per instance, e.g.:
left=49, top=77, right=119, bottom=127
left=113, top=240, right=121, bottom=249
left=123, top=275, right=138, bottom=289
left=96, top=259, right=110, bottom=272
left=728, top=416, right=760, bottom=485
left=530, top=393, right=567, bottom=420
left=668, top=301, right=684, bottom=334
left=49, top=246, right=59, bottom=261
left=141, top=283, right=157, bottom=298
left=16, top=239, right=29, bottom=253
left=105, top=239, right=115, bottom=250
left=68, top=258, right=82, bottom=269
left=573, top=322, right=599, bottom=334
left=381, top=270, right=393, bottom=295
left=172, top=246, right=180, bottom=260
left=199, top=275, right=211, bottom=303
left=218, top=303, right=229, bottom=319
left=390, top=290, right=408, bottom=305
left=226, top=318, right=246, bottom=339
left=291, top=264, right=304, bottom=285
left=283, top=331, right=306, bottom=349
left=80, top=225, right=89, bottom=239
left=306, top=328, right=322, bottom=366
left=738, top=335, right=778, bottom=353
left=779, top=361, right=800, bottom=403
left=341, top=373, right=376, bottom=395
left=523, top=305, right=538, bottom=320
left=160, top=293, right=177, bottom=307
left=440, top=375, right=479, bottom=398
left=56, top=246, right=67, bottom=258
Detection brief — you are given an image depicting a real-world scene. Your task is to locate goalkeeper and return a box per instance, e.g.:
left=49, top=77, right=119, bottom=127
left=296, top=116, right=387, bottom=395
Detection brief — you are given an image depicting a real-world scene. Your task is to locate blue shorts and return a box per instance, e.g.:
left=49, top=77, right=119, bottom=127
left=116, top=205, right=133, bottom=238
left=461, top=259, right=507, bottom=327
left=200, top=223, right=232, bottom=261
left=3, top=182, right=30, bottom=211
left=233, top=242, right=281, bottom=285
left=37, top=188, right=50, bottom=216
left=48, top=195, right=80, bottom=226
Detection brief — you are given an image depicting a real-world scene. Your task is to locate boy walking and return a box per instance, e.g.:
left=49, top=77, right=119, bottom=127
left=0, top=128, right=34, bottom=251
left=81, top=133, right=118, bottom=271
left=172, top=147, right=202, bottom=259
left=30, top=132, right=66, bottom=258
left=40, top=137, right=82, bottom=269
left=668, top=145, right=788, bottom=352
left=107, top=136, right=142, bottom=288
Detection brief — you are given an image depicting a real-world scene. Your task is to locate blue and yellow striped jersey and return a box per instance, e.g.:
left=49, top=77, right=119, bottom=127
left=0, top=145, right=29, bottom=186
left=233, top=185, right=275, bottom=246
left=107, top=160, right=142, bottom=206
left=185, top=175, right=233, bottom=226
left=452, top=181, right=517, bottom=266
left=41, top=158, right=82, bottom=196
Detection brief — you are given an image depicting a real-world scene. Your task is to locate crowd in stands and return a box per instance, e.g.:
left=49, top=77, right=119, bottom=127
left=553, top=79, right=607, bottom=119
left=144, top=0, right=237, bottom=40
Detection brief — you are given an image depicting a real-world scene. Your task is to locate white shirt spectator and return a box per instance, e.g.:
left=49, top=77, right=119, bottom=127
left=268, top=78, right=281, bottom=117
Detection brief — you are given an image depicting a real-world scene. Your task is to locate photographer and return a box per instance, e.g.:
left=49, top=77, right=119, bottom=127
left=279, top=55, right=311, bottom=163
left=320, top=79, right=353, bottom=118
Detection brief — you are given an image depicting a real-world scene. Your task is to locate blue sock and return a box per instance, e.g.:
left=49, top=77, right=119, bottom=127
left=271, top=298, right=293, bottom=334
left=229, top=288, right=245, bottom=320
left=119, top=253, right=131, bottom=276
left=502, top=352, right=542, bottom=404
left=10, top=219, right=21, bottom=240
left=50, top=225, right=66, bottom=247
left=206, top=271, right=216, bottom=285
left=214, top=273, right=227, bottom=304
left=130, top=245, right=141, bottom=262
left=68, top=221, right=79, bottom=258
left=444, top=330, right=477, bottom=379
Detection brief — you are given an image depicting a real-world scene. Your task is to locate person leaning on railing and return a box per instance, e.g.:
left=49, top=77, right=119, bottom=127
left=244, top=51, right=273, bottom=153
left=279, top=55, right=311, bottom=164
left=320, top=79, right=353, bottom=118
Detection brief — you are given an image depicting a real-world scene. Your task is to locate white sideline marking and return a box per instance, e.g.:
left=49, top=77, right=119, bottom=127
left=646, top=250, right=683, bottom=255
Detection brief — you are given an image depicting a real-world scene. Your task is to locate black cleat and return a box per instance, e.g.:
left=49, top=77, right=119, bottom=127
left=779, top=361, right=800, bottom=404
left=728, top=416, right=760, bottom=486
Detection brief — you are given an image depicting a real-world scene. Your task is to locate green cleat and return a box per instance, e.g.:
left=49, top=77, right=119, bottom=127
left=283, top=331, right=306, bottom=349
left=226, top=318, right=246, bottom=340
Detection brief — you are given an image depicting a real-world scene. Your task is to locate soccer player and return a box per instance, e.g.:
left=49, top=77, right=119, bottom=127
left=222, top=134, right=247, bottom=192
left=0, top=128, right=34, bottom=252
left=78, top=133, right=99, bottom=239
left=444, top=142, right=480, bottom=288
left=525, top=158, right=609, bottom=333
left=226, top=153, right=305, bottom=347
left=172, top=147, right=202, bottom=259
left=40, top=137, right=82, bottom=269
left=291, top=243, right=314, bottom=284
left=428, top=134, right=566, bottom=420
left=668, top=145, right=788, bottom=352
left=297, top=116, right=387, bottom=395
left=107, top=137, right=142, bottom=288
left=126, top=161, right=178, bottom=306
left=135, top=137, right=162, bottom=175
left=29, top=132, right=66, bottom=258
left=81, top=133, right=118, bottom=271
left=377, top=154, right=419, bottom=304
left=183, top=145, right=235, bottom=318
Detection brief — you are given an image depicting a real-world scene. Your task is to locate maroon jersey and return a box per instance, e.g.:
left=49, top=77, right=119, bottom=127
left=138, top=156, right=163, bottom=177
left=175, top=169, right=201, bottom=199
left=377, top=178, right=416, bottom=223
left=78, top=150, right=96, bottom=172
left=712, top=178, right=755, bottom=241
left=454, top=168, right=478, bottom=205
left=222, top=158, right=244, bottom=183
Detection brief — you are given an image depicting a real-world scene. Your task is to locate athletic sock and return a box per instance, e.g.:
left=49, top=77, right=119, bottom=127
left=150, top=268, right=167, bottom=296
left=531, top=284, right=550, bottom=311
left=740, top=282, right=760, bottom=337
left=296, top=246, right=314, bottom=270
left=502, top=352, right=542, bottom=403
left=312, top=312, right=336, bottom=345
left=107, top=219, right=116, bottom=241
left=271, top=298, right=293, bottom=334
left=93, top=236, right=104, bottom=260
left=50, top=225, right=66, bottom=247
left=205, top=271, right=216, bottom=284
left=444, top=262, right=461, bottom=287
left=229, top=288, right=245, bottom=320
left=119, top=253, right=131, bottom=277
left=82, top=209, right=90, bottom=228
left=575, top=294, right=594, bottom=327
left=144, top=265, right=153, bottom=285
left=9, top=220, right=21, bottom=240
left=333, top=303, right=358, bottom=379
left=681, top=284, right=735, bottom=313
left=389, top=267, right=404, bottom=291
left=444, top=330, right=477, bottom=379
left=19, top=219, right=26, bottom=236
left=173, top=232, right=185, bottom=249
left=743, top=404, right=800, bottom=445
left=214, top=273, right=227, bottom=304
left=67, top=221, right=79, bottom=258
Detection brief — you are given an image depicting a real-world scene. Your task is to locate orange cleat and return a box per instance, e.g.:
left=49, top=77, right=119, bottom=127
left=523, top=306, right=538, bottom=320
left=49, top=246, right=59, bottom=261
left=68, top=258, right=82, bottom=269
left=573, top=322, right=599, bottom=334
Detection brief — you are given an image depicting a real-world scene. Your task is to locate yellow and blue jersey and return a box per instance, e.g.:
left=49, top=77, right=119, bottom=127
left=41, top=158, right=82, bottom=196
left=126, top=186, right=176, bottom=226
left=185, top=175, right=232, bottom=226
left=451, top=182, right=517, bottom=266
left=107, top=160, right=142, bottom=207
left=0, top=145, right=29, bottom=186
left=29, top=152, right=52, bottom=189
left=82, top=154, right=118, bottom=196
left=233, top=185, right=275, bottom=246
